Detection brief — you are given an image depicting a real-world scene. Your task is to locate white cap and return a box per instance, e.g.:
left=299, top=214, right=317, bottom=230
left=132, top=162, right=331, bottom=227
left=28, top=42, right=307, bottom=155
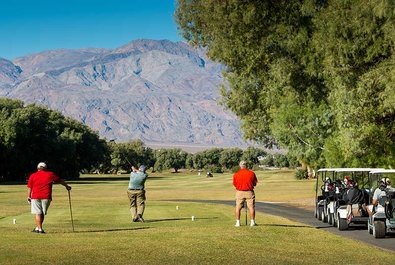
left=37, top=162, right=47, bottom=170
left=381, top=178, right=390, bottom=185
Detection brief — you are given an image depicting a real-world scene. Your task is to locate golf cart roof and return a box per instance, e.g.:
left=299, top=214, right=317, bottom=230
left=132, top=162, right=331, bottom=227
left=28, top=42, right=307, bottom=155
left=369, top=169, right=395, bottom=175
left=317, top=168, right=341, bottom=172
left=334, top=168, right=380, bottom=172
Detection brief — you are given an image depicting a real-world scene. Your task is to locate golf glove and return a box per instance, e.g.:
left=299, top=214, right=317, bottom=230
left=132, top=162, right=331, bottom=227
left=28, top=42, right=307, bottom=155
left=27, top=197, right=31, bottom=204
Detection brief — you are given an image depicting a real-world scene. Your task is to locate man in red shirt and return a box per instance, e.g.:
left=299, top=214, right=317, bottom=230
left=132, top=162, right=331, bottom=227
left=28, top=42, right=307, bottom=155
left=27, top=162, right=71, bottom=233
left=233, top=160, right=258, bottom=227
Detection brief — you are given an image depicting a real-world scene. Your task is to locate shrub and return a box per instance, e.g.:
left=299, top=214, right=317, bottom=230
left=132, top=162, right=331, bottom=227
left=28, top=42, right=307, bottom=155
left=260, top=155, right=274, bottom=167
left=207, top=165, right=223, bottom=173
left=230, top=165, right=240, bottom=173
left=295, top=168, right=308, bottom=180
left=287, top=155, right=301, bottom=168
left=273, top=154, right=289, bottom=168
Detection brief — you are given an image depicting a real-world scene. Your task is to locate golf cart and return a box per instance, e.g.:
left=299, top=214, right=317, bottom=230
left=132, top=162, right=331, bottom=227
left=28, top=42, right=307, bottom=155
left=314, top=168, right=338, bottom=223
left=334, top=168, right=376, bottom=231
left=367, top=169, right=395, bottom=238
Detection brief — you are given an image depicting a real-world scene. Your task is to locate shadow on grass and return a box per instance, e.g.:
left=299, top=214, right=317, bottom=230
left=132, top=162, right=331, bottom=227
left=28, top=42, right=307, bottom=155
left=55, top=227, right=150, bottom=234
left=259, top=223, right=317, bottom=229
left=0, top=175, right=167, bottom=185
left=74, top=176, right=130, bottom=182
left=144, top=217, right=219, bottom=223
left=0, top=181, right=27, bottom=185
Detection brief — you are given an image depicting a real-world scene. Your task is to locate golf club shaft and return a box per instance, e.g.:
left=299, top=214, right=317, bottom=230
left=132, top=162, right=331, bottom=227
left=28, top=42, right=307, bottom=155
left=68, top=190, right=75, bottom=232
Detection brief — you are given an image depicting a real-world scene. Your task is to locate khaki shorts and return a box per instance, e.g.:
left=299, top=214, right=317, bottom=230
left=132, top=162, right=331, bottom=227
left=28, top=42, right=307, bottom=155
left=31, top=199, right=51, bottom=215
left=235, top=190, right=255, bottom=209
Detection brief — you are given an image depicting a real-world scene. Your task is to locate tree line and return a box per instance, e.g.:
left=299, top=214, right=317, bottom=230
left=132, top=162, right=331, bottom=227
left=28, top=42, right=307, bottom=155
left=0, top=98, right=108, bottom=181
left=0, top=98, right=295, bottom=182
left=176, top=0, right=395, bottom=175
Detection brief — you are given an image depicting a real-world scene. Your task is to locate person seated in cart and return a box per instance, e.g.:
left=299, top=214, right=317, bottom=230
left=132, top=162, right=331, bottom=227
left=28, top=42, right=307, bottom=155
left=366, top=178, right=392, bottom=216
left=344, top=180, right=366, bottom=221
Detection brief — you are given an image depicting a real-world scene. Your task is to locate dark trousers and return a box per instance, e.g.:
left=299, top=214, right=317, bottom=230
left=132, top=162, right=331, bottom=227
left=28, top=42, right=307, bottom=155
left=127, top=189, right=146, bottom=218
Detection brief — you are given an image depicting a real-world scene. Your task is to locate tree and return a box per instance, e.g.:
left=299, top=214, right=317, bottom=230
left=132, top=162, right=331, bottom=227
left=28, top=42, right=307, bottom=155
left=176, top=0, right=395, bottom=169
left=191, top=148, right=224, bottom=170
left=176, top=0, right=331, bottom=172
left=0, top=99, right=108, bottom=181
left=192, top=152, right=205, bottom=169
left=311, top=0, right=395, bottom=168
left=241, top=146, right=267, bottom=166
left=273, top=154, right=289, bottom=168
left=185, top=153, right=194, bottom=169
left=154, top=148, right=187, bottom=173
left=202, top=148, right=223, bottom=166
left=108, top=140, right=154, bottom=173
left=219, top=148, right=243, bottom=170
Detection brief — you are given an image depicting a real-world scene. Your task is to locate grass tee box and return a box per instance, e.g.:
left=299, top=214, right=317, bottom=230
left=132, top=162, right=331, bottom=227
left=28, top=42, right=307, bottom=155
left=1, top=170, right=394, bottom=265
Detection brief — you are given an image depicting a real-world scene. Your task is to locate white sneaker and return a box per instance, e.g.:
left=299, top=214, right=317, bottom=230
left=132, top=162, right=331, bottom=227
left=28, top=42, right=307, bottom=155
left=235, top=221, right=240, bottom=227
left=250, top=222, right=256, bottom=227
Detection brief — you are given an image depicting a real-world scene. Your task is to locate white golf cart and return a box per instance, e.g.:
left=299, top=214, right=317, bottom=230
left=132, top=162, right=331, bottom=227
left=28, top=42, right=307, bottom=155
left=367, top=169, right=395, bottom=238
left=334, top=168, right=375, bottom=231
left=314, top=168, right=339, bottom=223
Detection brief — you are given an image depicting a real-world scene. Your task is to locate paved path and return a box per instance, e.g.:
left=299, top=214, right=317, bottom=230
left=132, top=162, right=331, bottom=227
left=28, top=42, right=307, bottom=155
left=181, top=200, right=395, bottom=252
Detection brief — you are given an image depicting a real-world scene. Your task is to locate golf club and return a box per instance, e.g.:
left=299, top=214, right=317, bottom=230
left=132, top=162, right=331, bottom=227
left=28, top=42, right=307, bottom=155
left=68, top=189, right=75, bottom=232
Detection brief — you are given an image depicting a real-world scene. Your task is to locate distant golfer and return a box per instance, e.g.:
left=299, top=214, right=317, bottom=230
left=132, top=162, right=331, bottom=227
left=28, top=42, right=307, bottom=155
left=127, top=165, right=148, bottom=222
left=233, top=160, right=258, bottom=227
left=27, top=162, right=71, bottom=233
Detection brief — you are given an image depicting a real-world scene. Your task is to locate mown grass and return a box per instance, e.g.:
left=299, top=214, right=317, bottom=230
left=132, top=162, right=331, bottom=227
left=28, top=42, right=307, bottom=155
left=0, top=169, right=393, bottom=265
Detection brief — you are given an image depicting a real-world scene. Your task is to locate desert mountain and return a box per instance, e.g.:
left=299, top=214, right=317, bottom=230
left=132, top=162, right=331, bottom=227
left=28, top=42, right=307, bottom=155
left=0, top=39, right=246, bottom=148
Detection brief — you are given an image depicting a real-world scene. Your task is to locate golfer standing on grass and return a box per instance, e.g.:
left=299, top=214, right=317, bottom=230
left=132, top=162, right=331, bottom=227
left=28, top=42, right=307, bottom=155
left=233, top=160, right=258, bottom=227
left=127, top=165, right=148, bottom=222
left=27, top=162, right=71, bottom=233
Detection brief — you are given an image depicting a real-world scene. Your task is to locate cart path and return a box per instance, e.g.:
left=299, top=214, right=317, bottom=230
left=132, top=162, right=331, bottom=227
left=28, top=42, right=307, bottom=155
left=177, top=200, right=395, bottom=252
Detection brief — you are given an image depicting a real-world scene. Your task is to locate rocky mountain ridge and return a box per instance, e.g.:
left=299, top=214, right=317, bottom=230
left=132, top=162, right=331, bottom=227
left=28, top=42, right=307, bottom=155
left=0, top=39, right=246, bottom=148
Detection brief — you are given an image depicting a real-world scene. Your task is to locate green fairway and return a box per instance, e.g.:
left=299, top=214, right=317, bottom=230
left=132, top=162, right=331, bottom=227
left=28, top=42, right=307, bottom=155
left=1, top=170, right=394, bottom=264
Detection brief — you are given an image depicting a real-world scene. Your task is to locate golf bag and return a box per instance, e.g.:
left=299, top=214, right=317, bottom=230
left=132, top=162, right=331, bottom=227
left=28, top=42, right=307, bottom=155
left=385, top=189, right=394, bottom=220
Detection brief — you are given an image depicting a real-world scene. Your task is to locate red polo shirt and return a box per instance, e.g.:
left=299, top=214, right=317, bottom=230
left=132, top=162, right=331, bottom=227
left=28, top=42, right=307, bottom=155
left=27, top=170, right=61, bottom=199
left=233, top=168, right=258, bottom=191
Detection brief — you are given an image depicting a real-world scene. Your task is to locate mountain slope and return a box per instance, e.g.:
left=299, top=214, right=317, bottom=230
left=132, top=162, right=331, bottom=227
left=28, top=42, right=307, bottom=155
left=0, top=58, right=22, bottom=89
left=0, top=39, right=245, bottom=147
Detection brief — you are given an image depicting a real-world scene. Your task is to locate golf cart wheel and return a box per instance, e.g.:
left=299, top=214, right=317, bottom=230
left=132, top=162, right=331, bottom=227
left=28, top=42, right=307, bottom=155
left=328, top=213, right=333, bottom=225
left=332, top=215, right=337, bottom=227
left=373, top=221, right=386, bottom=238
left=321, top=209, right=328, bottom=223
left=337, top=215, right=348, bottom=231
left=318, top=207, right=323, bottom=221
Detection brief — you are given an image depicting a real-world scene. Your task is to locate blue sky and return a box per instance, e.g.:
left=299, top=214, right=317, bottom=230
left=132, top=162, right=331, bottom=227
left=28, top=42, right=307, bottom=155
left=0, top=0, right=182, bottom=60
